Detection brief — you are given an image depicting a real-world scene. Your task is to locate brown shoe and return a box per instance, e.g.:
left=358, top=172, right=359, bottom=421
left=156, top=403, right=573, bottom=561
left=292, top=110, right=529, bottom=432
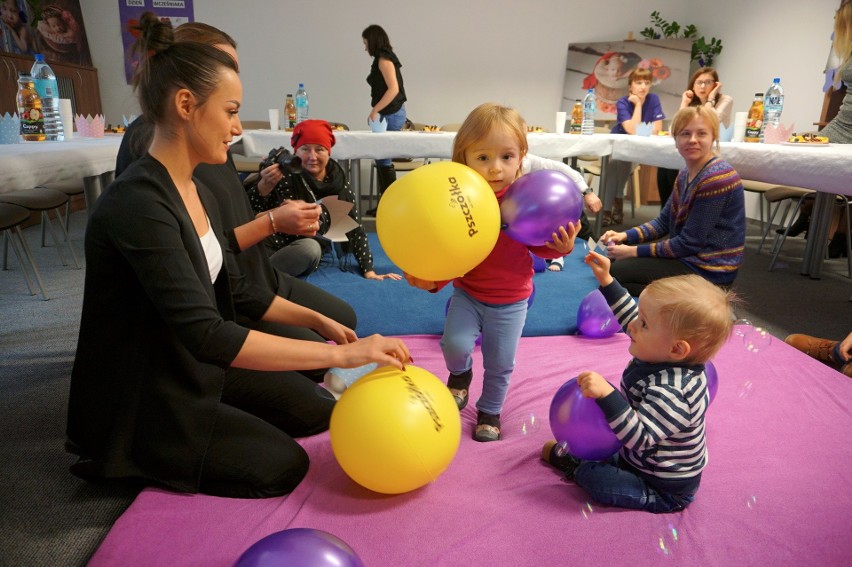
left=601, top=211, right=613, bottom=227
left=842, top=362, right=852, bottom=378
left=784, top=334, right=840, bottom=367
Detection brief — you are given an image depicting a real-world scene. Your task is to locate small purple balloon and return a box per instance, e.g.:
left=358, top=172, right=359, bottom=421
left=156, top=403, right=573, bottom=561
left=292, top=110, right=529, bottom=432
left=500, top=170, right=583, bottom=246
left=576, top=290, right=619, bottom=338
left=706, top=360, right=718, bottom=404
left=531, top=252, right=547, bottom=273
left=549, top=378, right=622, bottom=461
left=234, top=528, right=364, bottom=567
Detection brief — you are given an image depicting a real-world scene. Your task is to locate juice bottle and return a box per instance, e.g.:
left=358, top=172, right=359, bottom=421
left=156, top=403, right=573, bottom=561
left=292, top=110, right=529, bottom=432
left=284, top=94, right=296, bottom=129
left=743, top=93, right=764, bottom=143
left=569, top=99, right=583, bottom=134
left=17, top=72, right=45, bottom=141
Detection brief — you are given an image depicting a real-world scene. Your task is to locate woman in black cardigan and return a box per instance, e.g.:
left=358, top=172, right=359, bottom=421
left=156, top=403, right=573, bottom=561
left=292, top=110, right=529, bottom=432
left=67, top=13, right=410, bottom=499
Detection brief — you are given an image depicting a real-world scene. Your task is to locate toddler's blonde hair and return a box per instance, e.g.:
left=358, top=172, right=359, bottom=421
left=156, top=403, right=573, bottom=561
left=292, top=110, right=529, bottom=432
left=451, top=102, right=528, bottom=180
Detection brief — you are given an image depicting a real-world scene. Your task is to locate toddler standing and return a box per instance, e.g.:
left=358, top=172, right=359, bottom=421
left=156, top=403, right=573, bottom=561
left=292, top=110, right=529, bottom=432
left=406, top=103, right=576, bottom=441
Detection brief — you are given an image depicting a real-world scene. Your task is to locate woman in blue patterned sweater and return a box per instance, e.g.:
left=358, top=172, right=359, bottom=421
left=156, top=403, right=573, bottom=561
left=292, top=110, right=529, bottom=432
left=601, top=105, right=745, bottom=296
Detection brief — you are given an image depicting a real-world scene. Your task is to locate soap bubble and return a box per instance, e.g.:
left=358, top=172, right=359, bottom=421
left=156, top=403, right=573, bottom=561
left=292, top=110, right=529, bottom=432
left=554, top=440, right=570, bottom=457
left=745, top=495, right=758, bottom=510
left=655, top=522, right=680, bottom=558
left=743, top=326, right=772, bottom=352
left=737, top=380, right=755, bottom=399
left=581, top=501, right=595, bottom=519
left=733, top=318, right=753, bottom=337
left=517, top=413, right=541, bottom=435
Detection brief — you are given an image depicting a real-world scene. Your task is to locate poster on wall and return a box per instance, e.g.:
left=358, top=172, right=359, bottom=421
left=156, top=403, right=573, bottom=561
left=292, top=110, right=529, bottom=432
left=1, top=0, right=92, bottom=66
left=118, top=0, right=194, bottom=83
left=563, top=38, right=692, bottom=122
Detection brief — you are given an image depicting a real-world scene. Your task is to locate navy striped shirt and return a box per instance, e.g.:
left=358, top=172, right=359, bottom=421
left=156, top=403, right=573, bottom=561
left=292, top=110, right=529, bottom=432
left=598, top=280, right=709, bottom=495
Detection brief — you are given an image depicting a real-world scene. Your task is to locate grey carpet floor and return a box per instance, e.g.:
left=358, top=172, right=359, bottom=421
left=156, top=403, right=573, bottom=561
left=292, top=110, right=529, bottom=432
left=0, top=207, right=849, bottom=566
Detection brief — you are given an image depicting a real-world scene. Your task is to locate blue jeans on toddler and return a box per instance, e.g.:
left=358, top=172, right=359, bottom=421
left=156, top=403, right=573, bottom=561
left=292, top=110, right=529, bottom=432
left=376, top=106, right=407, bottom=168
left=441, top=288, right=528, bottom=416
left=573, top=454, right=695, bottom=514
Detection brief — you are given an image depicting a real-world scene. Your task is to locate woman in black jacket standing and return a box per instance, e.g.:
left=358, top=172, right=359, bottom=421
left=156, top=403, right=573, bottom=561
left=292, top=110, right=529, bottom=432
left=362, top=24, right=407, bottom=216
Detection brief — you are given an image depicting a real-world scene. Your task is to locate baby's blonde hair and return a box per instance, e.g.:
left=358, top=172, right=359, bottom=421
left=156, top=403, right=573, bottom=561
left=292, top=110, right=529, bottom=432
left=643, top=274, right=737, bottom=364
left=451, top=103, right=528, bottom=180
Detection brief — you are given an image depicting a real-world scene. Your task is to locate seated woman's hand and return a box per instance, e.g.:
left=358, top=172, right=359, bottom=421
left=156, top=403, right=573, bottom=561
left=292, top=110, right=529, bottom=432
left=272, top=200, right=322, bottom=236
left=605, top=242, right=637, bottom=261
left=600, top=229, right=627, bottom=244
left=257, top=164, right=284, bottom=196
left=337, top=334, right=412, bottom=371
left=404, top=272, right=438, bottom=291
left=365, top=270, right=402, bottom=281
left=545, top=222, right=577, bottom=255
left=584, top=192, right=603, bottom=214
left=317, top=316, right=358, bottom=345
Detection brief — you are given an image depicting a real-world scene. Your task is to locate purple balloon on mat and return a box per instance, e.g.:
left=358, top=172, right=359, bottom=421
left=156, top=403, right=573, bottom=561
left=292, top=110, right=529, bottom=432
left=549, top=378, right=622, bottom=461
left=531, top=252, right=547, bottom=273
left=576, top=290, right=619, bottom=338
left=706, top=360, right=719, bottom=404
left=500, top=170, right=583, bottom=246
left=234, top=528, right=364, bottom=567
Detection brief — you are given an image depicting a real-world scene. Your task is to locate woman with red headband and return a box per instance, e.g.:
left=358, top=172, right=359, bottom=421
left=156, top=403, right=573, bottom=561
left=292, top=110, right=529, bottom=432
left=248, top=119, right=401, bottom=281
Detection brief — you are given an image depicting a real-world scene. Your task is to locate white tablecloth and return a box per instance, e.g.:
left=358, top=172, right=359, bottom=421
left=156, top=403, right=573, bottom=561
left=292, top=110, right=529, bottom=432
left=610, top=135, right=852, bottom=196
left=240, top=130, right=615, bottom=161
left=0, top=136, right=122, bottom=194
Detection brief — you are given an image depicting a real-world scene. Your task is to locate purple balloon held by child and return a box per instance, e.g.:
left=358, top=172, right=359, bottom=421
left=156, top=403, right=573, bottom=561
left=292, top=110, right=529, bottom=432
left=549, top=377, right=622, bottom=461
left=500, top=170, right=583, bottom=246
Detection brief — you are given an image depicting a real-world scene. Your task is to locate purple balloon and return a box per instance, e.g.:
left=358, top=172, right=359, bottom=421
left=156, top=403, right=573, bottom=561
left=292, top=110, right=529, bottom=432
left=549, top=378, right=622, bottom=461
left=531, top=252, right=547, bottom=273
left=234, top=528, right=364, bottom=567
left=706, top=360, right=718, bottom=404
left=500, top=170, right=583, bottom=246
left=576, top=290, right=619, bottom=338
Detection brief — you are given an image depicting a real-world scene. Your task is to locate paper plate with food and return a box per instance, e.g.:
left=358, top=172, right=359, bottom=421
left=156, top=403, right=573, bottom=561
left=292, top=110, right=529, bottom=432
left=782, top=133, right=830, bottom=146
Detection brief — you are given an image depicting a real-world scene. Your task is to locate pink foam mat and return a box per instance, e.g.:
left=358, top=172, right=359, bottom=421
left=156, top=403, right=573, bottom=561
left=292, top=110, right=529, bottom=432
left=90, top=332, right=852, bottom=566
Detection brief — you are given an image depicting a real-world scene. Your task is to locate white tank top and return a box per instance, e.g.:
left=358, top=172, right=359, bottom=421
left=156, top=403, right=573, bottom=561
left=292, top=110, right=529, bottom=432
left=198, top=216, right=223, bottom=283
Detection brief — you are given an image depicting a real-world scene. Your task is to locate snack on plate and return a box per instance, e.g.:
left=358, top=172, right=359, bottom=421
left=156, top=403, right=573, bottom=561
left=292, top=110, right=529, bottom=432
left=527, top=126, right=545, bottom=133
left=787, top=133, right=829, bottom=144
left=106, top=125, right=126, bottom=133
left=422, top=125, right=440, bottom=131
left=658, top=131, right=670, bottom=136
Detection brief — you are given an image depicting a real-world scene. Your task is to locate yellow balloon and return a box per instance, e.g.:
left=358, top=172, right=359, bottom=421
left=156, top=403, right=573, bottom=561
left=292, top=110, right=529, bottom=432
left=329, top=365, right=461, bottom=494
left=376, top=161, right=501, bottom=281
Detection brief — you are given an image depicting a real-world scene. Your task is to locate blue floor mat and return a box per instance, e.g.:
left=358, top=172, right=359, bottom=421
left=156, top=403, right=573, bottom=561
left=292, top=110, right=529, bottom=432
left=306, top=233, right=599, bottom=337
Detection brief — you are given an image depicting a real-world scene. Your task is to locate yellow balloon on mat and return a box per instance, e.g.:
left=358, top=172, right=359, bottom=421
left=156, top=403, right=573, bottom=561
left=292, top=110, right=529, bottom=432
left=376, top=161, right=501, bottom=281
left=329, top=365, right=461, bottom=494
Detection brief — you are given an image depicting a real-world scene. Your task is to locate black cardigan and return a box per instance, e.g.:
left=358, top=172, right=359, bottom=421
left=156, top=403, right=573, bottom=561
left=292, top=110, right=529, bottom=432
left=67, top=156, right=273, bottom=492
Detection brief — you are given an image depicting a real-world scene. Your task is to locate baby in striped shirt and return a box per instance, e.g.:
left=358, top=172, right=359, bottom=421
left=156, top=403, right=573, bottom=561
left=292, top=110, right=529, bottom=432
left=542, top=250, right=737, bottom=513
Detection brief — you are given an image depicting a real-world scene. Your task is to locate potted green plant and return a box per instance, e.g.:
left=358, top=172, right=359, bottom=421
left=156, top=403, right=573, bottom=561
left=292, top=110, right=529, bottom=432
left=640, top=11, right=723, bottom=67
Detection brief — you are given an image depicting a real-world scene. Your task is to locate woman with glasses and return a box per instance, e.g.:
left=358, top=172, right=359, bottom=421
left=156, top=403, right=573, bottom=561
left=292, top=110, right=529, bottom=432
left=658, top=67, right=734, bottom=205
left=599, top=106, right=745, bottom=297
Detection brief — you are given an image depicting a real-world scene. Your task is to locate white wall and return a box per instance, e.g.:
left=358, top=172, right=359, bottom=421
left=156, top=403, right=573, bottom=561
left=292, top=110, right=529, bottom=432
left=81, top=0, right=839, bottom=134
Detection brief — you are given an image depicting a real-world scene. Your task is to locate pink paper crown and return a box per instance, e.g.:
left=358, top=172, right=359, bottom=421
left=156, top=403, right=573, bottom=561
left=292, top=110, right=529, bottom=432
left=763, top=123, right=795, bottom=145
left=75, top=114, right=105, bottom=138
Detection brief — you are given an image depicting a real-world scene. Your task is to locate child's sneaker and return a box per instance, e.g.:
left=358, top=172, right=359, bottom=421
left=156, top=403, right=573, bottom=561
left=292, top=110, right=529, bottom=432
left=447, top=369, right=472, bottom=410
left=541, top=440, right=579, bottom=479
left=474, top=411, right=501, bottom=442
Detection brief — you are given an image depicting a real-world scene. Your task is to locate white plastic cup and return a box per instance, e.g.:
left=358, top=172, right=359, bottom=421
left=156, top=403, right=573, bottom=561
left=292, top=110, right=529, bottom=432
left=268, top=108, right=280, bottom=131
left=732, top=111, right=748, bottom=142
left=58, top=98, right=73, bottom=140
left=555, top=111, right=567, bottom=134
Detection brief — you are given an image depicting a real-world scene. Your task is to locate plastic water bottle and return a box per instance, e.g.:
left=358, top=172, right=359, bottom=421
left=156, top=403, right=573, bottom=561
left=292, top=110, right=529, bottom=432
left=581, top=89, right=596, bottom=135
left=761, top=78, right=784, bottom=141
left=295, top=83, right=309, bottom=124
left=30, top=54, right=63, bottom=141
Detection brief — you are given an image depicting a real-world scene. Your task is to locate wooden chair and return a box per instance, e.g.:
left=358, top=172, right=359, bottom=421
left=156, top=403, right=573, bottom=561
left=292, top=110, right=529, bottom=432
left=37, top=179, right=85, bottom=241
